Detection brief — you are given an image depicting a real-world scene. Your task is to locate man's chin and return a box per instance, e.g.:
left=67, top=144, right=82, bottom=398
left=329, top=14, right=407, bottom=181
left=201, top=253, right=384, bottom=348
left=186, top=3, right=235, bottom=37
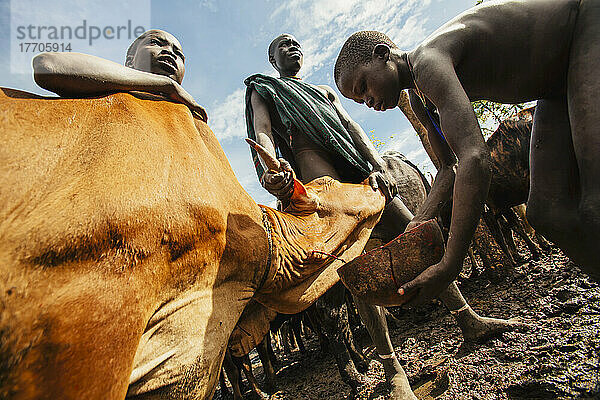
left=389, top=93, right=400, bottom=109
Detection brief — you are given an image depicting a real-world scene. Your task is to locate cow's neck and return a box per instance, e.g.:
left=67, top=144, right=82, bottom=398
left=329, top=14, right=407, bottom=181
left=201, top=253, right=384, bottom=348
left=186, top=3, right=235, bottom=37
left=258, top=206, right=348, bottom=294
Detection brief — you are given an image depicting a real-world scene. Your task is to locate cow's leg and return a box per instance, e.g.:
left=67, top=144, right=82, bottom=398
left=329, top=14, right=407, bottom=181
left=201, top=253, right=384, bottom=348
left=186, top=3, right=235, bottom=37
left=535, top=232, right=553, bottom=251
left=504, top=208, right=541, bottom=261
left=353, top=297, right=416, bottom=400
left=219, top=367, right=232, bottom=398
left=256, top=335, right=277, bottom=394
left=285, top=320, right=299, bottom=351
left=290, top=314, right=306, bottom=353
left=499, top=214, right=525, bottom=264
left=315, top=283, right=364, bottom=395
left=305, top=305, right=330, bottom=353
left=515, top=205, right=553, bottom=251
left=483, top=206, right=518, bottom=266
left=223, top=350, right=244, bottom=400
left=233, top=353, right=268, bottom=400
left=265, top=330, right=279, bottom=369
left=280, top=322, right=293, bottom=354
left=438, top=282, right=523, bottom=342
left=467, top=245, right=480, bottom=277
left=343, top=317, right=369, bottom=373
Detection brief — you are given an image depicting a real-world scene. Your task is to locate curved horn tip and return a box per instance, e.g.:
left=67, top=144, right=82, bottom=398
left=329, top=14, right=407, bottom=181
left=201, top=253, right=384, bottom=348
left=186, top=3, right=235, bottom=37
left=245, top=138, right=281, bottom=171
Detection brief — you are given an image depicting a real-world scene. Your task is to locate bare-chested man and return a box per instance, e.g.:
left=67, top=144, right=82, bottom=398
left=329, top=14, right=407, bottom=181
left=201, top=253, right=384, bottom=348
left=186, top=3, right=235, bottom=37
left=33, top=29, right=207, bottom=121
left=335, top=0, right=599, bottom=304
left=248, top=33, right=518, bottom=399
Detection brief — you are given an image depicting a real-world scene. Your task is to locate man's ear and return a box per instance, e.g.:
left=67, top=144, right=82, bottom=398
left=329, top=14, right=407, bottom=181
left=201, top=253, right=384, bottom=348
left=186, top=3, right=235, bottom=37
left=269, top=54, right=277, bottom=69
left=372, top=43, right=391, bottom=62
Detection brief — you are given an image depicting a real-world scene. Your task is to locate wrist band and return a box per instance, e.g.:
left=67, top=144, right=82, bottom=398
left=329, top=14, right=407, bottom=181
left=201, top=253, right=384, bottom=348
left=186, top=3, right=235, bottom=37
left=449, top=304, right=470, bottom=316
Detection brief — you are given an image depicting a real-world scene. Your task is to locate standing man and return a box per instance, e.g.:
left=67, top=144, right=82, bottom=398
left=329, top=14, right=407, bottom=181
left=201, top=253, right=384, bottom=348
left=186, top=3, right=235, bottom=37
left=334, top=0, right=598, bottom=301
left=246, top=33, right=517, bottom=398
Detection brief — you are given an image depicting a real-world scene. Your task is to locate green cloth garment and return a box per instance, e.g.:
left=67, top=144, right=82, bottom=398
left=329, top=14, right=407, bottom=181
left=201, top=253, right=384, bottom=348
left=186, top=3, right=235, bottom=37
left=244, top=74, right=371, bottom=183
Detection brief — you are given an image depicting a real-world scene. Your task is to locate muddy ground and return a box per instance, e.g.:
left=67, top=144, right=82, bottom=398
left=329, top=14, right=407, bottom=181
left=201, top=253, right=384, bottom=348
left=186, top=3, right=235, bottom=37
left=214, top=246, right=600, bottom=399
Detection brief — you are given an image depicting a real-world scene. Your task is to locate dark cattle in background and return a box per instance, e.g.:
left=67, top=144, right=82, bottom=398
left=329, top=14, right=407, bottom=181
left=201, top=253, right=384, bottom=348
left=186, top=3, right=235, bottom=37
left=220, top=310, right=309, bottom=399
left=483, top=109, right=550, bottom=265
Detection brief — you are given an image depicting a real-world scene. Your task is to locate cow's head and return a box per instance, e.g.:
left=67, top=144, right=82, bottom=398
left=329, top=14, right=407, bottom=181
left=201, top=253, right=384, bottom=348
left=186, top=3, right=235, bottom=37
left=246, top=139, right=385, bottom=313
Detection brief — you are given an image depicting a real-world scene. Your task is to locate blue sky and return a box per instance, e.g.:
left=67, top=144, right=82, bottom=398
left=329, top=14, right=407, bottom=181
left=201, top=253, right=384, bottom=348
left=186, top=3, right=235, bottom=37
left=0, top=0, right=477, bottom=205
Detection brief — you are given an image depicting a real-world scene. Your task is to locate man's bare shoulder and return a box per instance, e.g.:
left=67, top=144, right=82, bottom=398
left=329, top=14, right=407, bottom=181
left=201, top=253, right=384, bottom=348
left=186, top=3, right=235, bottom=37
left=315, top=84, right=338, bottom=102
left=416, top=0, right=579, bottom=55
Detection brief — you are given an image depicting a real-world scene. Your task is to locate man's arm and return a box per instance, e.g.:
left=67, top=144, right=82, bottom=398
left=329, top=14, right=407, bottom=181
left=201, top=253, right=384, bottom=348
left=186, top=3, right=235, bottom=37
left=250, top=89, right=294, bottom=200
left=400, top=54, right=491, bottom=302
left=405, top=89, right=457, bottom=228
left=321, top=85, right=398, bottom=200
left=33, top=52, right=206, bottom=119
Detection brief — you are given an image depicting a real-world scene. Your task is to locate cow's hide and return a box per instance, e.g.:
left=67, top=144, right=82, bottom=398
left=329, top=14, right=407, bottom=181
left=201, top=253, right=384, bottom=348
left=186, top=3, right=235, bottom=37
left=0, top=88, right=385, bottom=400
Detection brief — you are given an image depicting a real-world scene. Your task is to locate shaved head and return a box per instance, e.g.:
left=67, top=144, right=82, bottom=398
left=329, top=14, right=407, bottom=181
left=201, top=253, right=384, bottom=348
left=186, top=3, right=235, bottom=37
left=268, top=33, right=294, bottom=60
left=125, top=29, right=165, bottom=67
left=334, top=31, right=397, bottom=86
left=124, top=29, right=185, bottom=84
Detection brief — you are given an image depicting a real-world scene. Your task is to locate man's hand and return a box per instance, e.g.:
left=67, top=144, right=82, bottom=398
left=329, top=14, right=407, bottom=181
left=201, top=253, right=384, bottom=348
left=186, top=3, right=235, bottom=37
left=261, top=158, right=294, bottom=200
left=368, top=165, right=398, bottom=203
left=397, top=258, right=459, bottom=305
left=165, top=80, right=208, bottom=122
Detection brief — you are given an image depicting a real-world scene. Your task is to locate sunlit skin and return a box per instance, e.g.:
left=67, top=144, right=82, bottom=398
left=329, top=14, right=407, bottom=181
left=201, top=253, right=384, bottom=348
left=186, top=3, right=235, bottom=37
left=129, top=30, right=186, bottom=84
left=271, top=35, right=303, bottom=78
left=341, top=56, right=403, bottom=112
left=336, top=0, right=600, bottom=303
left=33, top=29, right=206, bottom=120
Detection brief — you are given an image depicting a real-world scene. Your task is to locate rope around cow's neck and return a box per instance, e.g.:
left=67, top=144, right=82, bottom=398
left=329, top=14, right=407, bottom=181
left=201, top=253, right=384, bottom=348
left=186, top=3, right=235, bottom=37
left=258, top=207, right=274, bottom=291
left=309, top=250, right=347, bottom=264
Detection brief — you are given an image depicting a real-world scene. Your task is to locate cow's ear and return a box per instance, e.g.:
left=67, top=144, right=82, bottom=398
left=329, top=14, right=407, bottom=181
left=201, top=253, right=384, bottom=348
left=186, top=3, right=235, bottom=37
left=289, top=179, right=318, bottom=211
left=291, top=179, right=307, bottom=200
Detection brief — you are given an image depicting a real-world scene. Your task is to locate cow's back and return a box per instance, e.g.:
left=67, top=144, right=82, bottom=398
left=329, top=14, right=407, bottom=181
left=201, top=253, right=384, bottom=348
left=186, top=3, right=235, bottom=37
left=0, top=89, right=266, bottom=399
left=381, top=151, right=429, bottom=213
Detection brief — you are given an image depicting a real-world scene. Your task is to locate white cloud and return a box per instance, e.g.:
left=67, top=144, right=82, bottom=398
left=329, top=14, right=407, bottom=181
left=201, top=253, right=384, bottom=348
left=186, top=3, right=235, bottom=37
left=197, top=0, right=217, bottom=13
left=269, top=0, right=431, bottom=80
left=208, top=87, right=246, bottom=140
left=382, top=128, right=436, bottom=175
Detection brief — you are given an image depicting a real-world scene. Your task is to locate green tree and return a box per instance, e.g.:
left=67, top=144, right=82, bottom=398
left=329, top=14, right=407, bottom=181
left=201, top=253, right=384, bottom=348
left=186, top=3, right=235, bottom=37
left=472, top=100, right=533, bottom=137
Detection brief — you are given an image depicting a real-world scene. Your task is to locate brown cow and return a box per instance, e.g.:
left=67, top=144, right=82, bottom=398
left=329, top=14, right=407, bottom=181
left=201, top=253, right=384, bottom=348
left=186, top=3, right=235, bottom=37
left=0, top=88, right=385, bottom=399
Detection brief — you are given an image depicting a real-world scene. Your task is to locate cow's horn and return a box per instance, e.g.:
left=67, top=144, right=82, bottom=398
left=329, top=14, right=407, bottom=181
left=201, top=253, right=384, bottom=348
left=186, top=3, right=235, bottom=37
left=245, top=138, right=281, bottom=171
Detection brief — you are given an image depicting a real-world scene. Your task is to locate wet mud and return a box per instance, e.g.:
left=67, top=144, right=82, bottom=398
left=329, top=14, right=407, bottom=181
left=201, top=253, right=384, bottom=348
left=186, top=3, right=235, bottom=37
left=215, top=245, right=600, bottom=399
